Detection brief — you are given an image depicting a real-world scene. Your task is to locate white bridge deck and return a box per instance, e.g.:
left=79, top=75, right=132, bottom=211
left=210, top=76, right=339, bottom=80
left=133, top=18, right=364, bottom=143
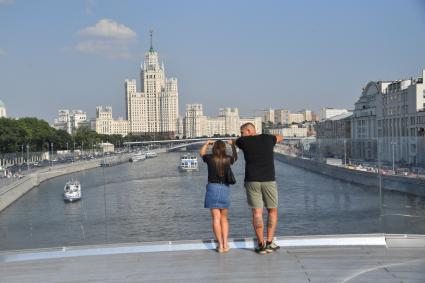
left=0, top=234, right=424, bottom=282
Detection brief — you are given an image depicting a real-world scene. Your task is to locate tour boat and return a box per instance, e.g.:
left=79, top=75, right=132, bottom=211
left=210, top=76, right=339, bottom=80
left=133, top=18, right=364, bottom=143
left=179, top=154, right=198, bottom=172
left=64, top=180, right=82, bottom=202
left=145, top=151, right=158, bottom=158
left=130, top=152, right=146, bottom=162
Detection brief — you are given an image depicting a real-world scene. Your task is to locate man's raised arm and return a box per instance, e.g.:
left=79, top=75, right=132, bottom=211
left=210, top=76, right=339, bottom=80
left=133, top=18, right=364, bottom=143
left=274, top=135, right=284, bottom=143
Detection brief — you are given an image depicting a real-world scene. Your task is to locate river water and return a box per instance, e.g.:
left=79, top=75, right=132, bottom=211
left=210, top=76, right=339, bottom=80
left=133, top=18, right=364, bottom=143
left=1, top=151, right=424, bottom=251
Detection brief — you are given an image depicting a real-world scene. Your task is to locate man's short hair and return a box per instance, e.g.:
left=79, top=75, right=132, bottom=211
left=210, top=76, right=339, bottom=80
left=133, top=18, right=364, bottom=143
left=240, top=122, right=256, bottom=130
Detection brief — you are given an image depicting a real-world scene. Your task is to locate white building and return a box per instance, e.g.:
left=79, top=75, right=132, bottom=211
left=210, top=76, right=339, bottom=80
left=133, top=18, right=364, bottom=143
left=351, top=81, right=388, bottom=160
left=269, top=124, right=308, bottom=138
left=53, top=110, right=88, bottom=134
left=205, top=117, right=226, bottom=137
left=183, top=104, right=262, bottom=138
left=274, top=109, right=314, bottom=125
left=319, top=108, right=349, bottom=121
left=184, top=104, right=206, bottom=138
left=274, top=109, right=289, bottom=125
left=287, top=113, right=304, bottom=124
left=219, top=108, right=240, bottom=136
left=262, top=108, right=275, bottom=124
left=0, top=100, right=6, bottom=118
left=299, top=109, right=313, bottom=121
left=376, top=69, right=425, bottom=165
left=416, top=111, right=425, bottom=165
left=126, top=32, right=179, bottom=137
left=94, top=106, right=129, bottom=136
left=315, top=112, right=353, bottom=159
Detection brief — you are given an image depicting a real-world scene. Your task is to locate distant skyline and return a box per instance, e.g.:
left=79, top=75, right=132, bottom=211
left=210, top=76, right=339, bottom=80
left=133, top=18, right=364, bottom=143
left=0, top=0, right=425, bottom=123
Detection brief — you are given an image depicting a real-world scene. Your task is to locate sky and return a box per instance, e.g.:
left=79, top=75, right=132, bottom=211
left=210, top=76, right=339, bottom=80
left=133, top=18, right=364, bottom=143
left=0, top=0, right=425, bottom=123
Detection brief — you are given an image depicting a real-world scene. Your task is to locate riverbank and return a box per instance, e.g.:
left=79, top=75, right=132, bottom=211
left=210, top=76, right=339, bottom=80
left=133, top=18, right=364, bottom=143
left=274, top=152, right=425, bottom=197
left=0, top=160, right=101, bottom=212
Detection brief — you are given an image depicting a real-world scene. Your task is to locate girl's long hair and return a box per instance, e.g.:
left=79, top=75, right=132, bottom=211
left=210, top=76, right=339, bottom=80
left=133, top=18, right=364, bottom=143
left=211, top=140, right=230, bottom=177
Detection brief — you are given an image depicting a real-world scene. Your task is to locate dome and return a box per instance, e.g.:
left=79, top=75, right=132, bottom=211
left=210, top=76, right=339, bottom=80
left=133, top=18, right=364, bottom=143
left=0, top=100, right=5, bottom=108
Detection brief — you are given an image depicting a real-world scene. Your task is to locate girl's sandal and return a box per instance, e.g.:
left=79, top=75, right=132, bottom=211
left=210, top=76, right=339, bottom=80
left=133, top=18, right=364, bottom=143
left=216, top=247, right=225, bottom=253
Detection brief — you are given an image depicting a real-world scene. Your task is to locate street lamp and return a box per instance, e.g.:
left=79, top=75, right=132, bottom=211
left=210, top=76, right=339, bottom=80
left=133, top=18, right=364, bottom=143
left=26, top=144, right=29, bottom=168
left=50, top=142, right=54, bottom=167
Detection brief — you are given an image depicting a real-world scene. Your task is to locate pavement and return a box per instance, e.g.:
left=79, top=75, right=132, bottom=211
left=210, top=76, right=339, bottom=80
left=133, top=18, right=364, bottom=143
left=0, top=234, right=424, bottom=283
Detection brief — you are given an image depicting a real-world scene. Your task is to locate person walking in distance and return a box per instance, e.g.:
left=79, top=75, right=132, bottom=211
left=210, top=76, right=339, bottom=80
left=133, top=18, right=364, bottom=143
left=235, top=123, right=283, bottom=254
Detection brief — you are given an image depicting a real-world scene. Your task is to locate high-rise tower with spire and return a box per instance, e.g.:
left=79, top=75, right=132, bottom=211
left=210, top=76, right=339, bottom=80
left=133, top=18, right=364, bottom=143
left=126, top=31, right=179, bottom=135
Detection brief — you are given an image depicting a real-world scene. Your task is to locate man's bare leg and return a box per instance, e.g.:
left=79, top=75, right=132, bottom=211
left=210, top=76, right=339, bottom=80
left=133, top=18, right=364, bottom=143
left=266, top=208, right=278, bottom=242
left=252, top=208, right=264, bottom=245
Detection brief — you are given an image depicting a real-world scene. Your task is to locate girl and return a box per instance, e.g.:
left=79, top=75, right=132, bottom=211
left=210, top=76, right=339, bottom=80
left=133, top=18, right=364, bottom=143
left=199, top=139, right=237, bottom=253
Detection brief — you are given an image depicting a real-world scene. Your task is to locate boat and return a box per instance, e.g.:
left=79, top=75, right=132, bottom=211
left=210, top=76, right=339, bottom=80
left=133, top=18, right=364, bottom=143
left=179, top=154, right=199, bottom=172
left=145, top=151, right=158, bottom=158
left=64, top=180, right=81, bottom=202
left=129, top=152, right=146, bottom=162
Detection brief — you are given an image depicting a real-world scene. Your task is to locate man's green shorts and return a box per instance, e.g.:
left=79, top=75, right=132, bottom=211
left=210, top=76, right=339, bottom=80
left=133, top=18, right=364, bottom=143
left=244, top=181, right=278, bottom=208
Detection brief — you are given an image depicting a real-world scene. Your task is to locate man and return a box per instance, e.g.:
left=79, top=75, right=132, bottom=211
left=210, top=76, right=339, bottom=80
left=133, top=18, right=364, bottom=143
left=234, top=122, right=283, bottom=254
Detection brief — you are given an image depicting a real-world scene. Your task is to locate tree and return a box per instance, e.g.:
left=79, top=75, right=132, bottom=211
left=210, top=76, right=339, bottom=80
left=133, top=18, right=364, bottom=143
left=0, top=117, right=62, bottom=153
left=74, top=126, right=102, bottom=151
left=54, top=129, right=72, bottom=150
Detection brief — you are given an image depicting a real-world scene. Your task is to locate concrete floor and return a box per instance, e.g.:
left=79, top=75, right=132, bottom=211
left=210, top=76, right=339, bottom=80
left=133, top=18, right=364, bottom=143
left=0, top=235, right=424, bottom=283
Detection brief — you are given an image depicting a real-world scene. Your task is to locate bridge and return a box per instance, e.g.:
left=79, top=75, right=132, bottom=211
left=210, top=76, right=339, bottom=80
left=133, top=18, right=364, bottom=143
left=123, top=137, right=234, bottom=152
left=123, top=136, right=310, bottom=152
left=1, top=234, right=424, bottom=282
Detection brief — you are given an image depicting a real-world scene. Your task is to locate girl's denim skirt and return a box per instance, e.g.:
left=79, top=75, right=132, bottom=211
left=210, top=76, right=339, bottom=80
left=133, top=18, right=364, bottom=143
left=204, top=183, right=230, bottom=209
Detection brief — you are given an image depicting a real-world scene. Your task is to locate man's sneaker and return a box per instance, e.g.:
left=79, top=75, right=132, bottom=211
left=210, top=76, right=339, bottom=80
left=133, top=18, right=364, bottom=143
left=265, top=241, right=280, bottom=253
left=255, top=242, right=267, bottom=254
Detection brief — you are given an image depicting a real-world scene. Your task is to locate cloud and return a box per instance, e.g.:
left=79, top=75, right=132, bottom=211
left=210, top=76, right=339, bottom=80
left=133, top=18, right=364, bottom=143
left=0, top=0, right=15, bottom=4
left=78, top=18, right=136, bottom=40
left=75, top=19, right=137, bottom=59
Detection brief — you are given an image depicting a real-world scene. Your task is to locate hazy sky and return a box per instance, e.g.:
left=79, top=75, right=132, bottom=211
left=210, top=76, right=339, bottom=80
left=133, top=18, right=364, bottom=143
left=0, top=0, right=424, bottom=123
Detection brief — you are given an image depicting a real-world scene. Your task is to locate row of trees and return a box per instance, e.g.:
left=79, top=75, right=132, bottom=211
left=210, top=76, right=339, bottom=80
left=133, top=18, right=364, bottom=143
left=0, top=117, right=177, bottom=154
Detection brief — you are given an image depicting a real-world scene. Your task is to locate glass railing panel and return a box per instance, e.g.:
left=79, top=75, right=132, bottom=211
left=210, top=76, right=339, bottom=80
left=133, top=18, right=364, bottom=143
left=1, top=137, right=425, bottom=251
left=377, top=136, right=425, bottom=235
left=275, top=137, right=425, bottom=236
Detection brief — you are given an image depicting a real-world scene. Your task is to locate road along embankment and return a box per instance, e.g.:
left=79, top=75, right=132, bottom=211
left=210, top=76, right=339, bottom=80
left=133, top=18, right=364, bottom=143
left=274, top=152, right=425, bottom=197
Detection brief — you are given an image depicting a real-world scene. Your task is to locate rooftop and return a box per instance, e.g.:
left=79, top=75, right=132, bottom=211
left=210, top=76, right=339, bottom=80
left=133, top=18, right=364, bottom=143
left=325, top=112, right=353, bottom=121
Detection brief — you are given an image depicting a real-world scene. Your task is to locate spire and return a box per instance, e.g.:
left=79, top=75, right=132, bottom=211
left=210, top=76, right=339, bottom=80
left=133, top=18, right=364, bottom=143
left=149, top=29, right=154, bottom=52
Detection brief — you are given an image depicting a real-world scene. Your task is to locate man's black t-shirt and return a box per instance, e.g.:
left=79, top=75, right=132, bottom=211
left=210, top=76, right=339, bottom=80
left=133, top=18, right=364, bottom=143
left=236, top=134, right=277, bottom=182
left=202, top=154, right=235, bottom=184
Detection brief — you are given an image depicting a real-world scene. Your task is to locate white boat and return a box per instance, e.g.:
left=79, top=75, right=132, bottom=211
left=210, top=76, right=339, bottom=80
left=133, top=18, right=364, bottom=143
left=64, top=180, right=81, bottom=202
left=179, top=154, right=199, bottom=172
left=0, top=166, right=5, bottom=178
left=130, top=152, right=146, bottom=162
left=145, top=151, right=158, bottom=158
